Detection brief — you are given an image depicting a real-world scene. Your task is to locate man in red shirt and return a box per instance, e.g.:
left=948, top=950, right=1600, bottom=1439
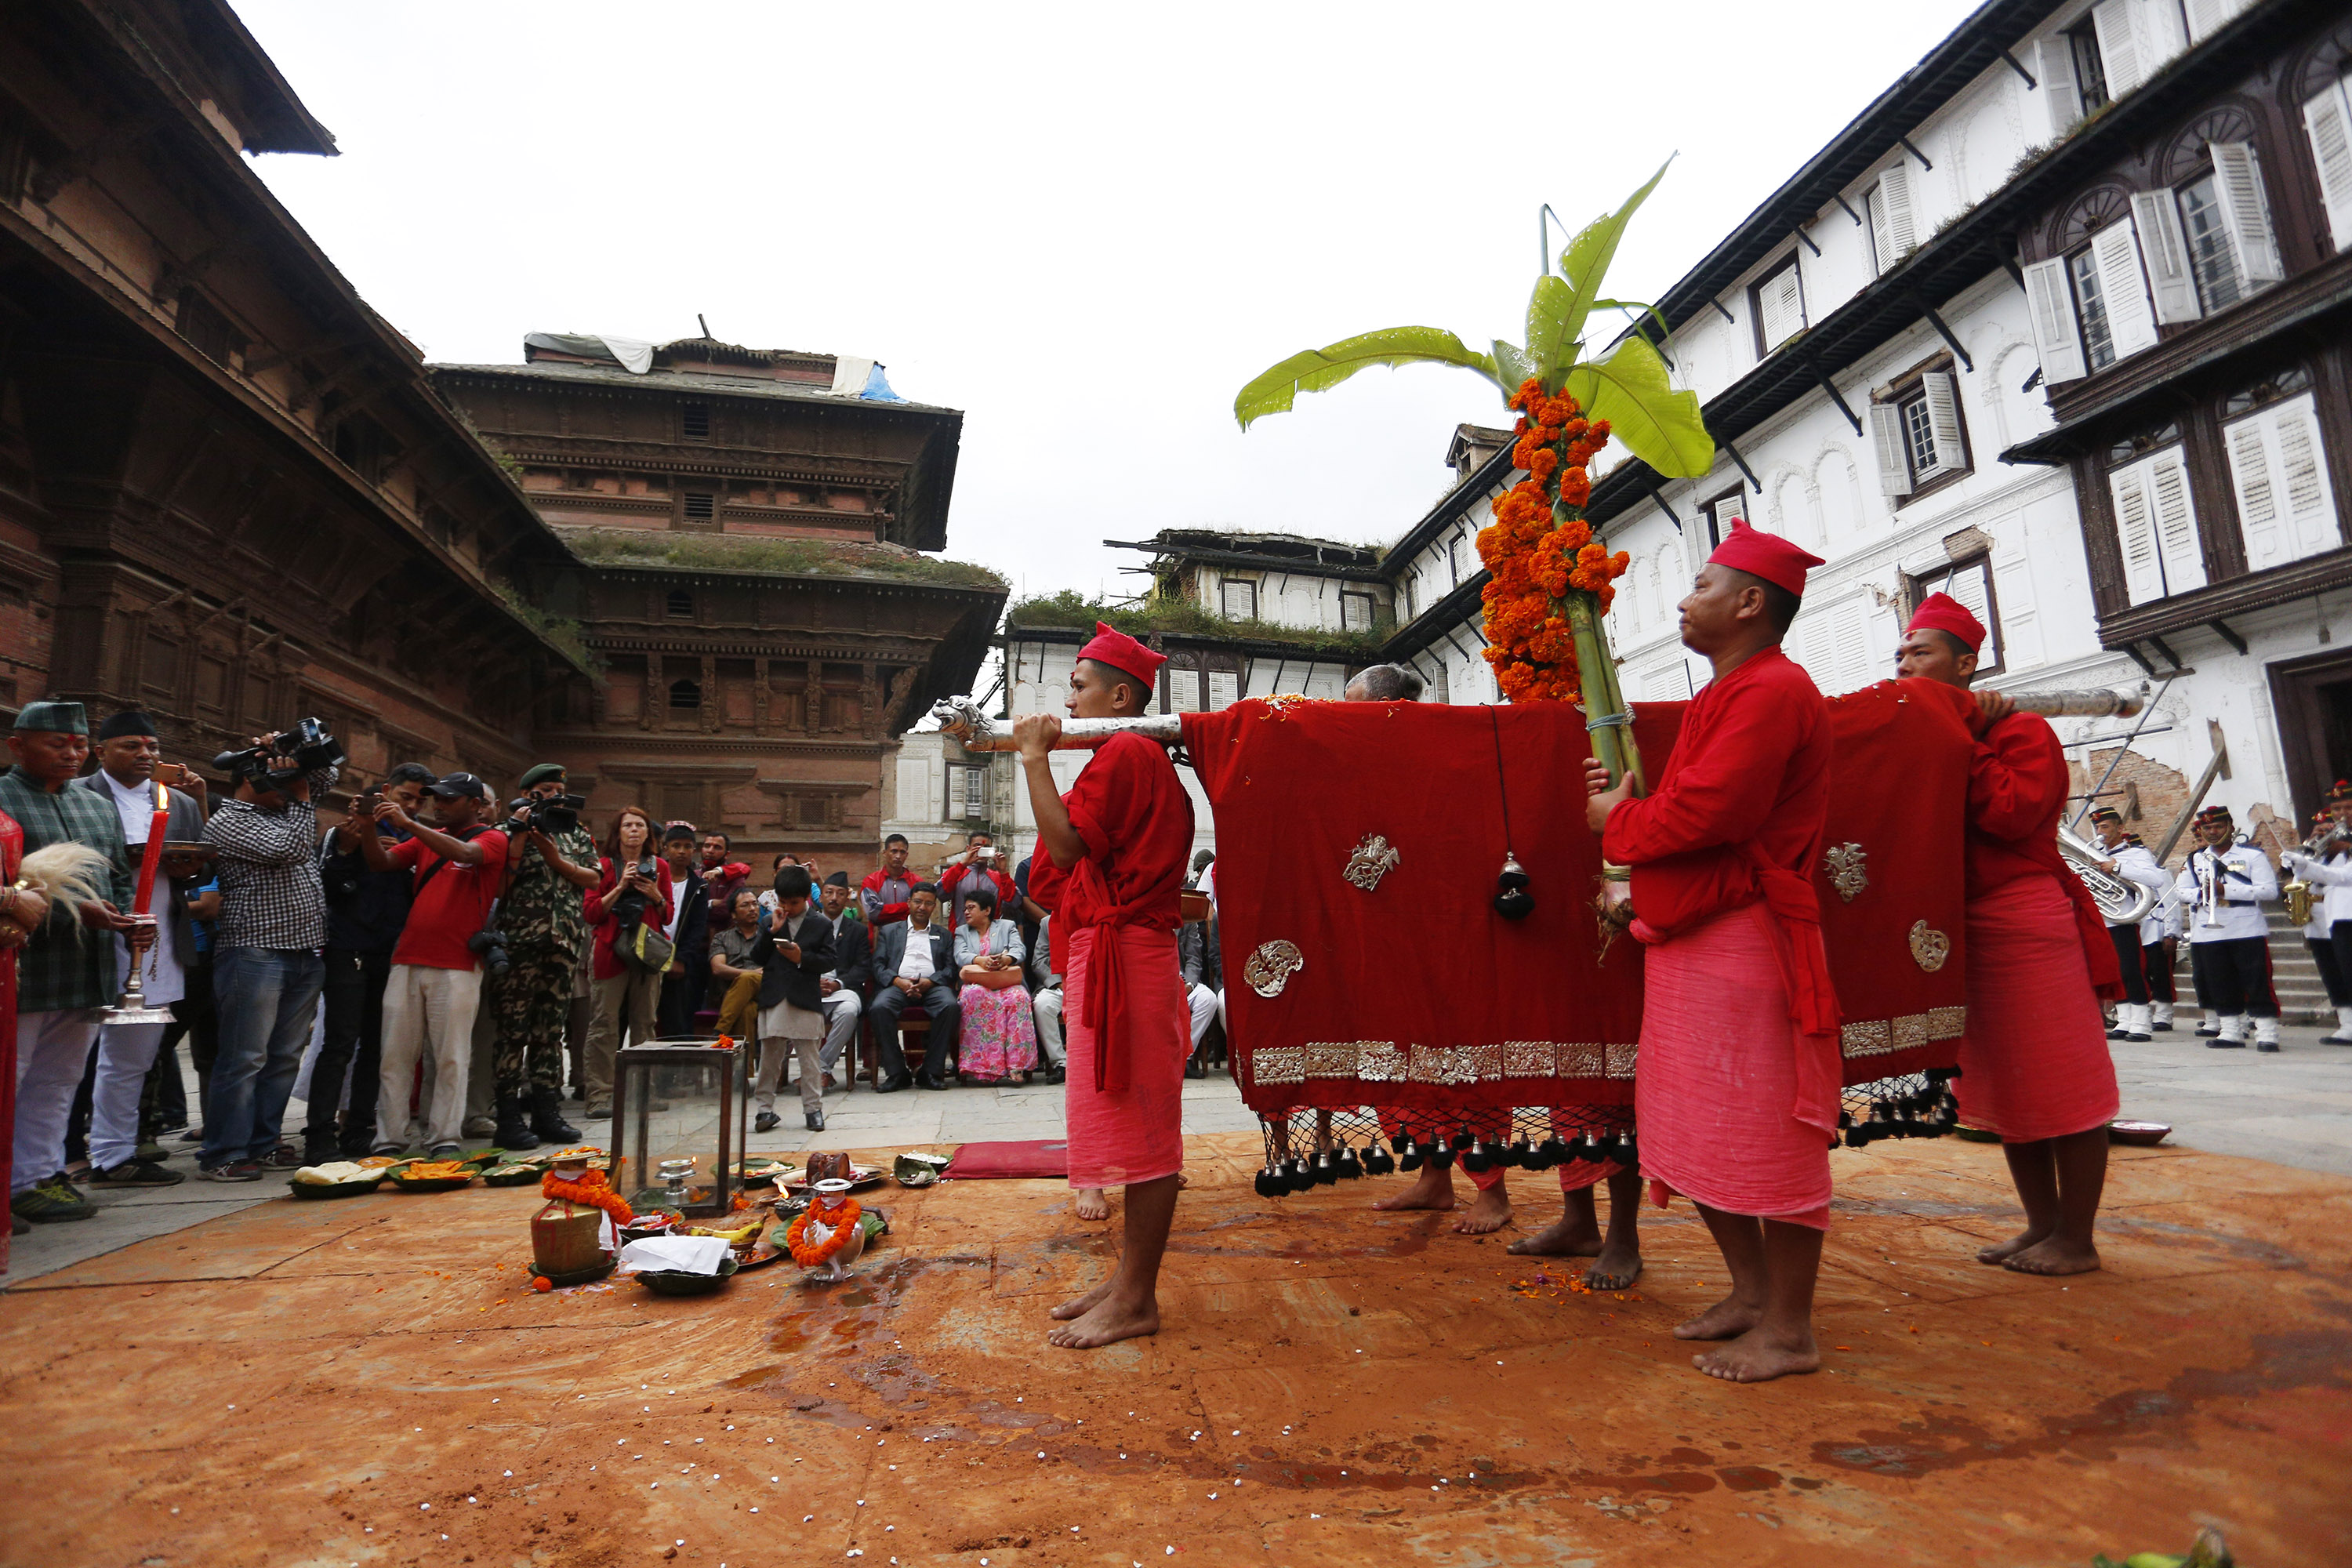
left=1584, top=521, right=1837, bottom=1383
left=862, top=834, right=915, bottom=927
left=1897, top=593, right=2120, bottom=1276
left=938, top=831, right=1017, bottom=926
left=355, top=773, right=509, bottom=1158
left=1015, top=623, right=1193, bottom=1350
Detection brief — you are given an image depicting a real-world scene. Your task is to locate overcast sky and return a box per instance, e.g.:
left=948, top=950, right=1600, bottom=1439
left=238, top=0, right=1981, bottom=609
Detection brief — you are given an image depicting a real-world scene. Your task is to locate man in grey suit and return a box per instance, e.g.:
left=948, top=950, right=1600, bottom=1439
left=866, top=882, right=959, bottom=1091
left=74, top=710, right=209, bottom=1187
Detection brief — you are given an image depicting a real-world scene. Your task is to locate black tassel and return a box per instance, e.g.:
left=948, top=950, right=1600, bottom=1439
left=1254, top=1167, right=1282, bottom=1198
left=1363, top=1143, right=1396, bottom=1177
left=1397, top=1138, right=1424, bottom=1173
left=1492, top=854, right=1534, bottom=920
left=1460, top=1140, right=1492, bottom=1174
left=1336, top=1146, right=1363, bottom=1181
left=1535, top=1135, right=1569, bottom=1169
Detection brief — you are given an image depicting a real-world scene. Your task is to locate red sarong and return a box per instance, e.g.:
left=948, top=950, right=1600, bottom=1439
left=1955, top=873, right=2119, bottom=1142
left=1636, top=906, right=1832, bottom=1229
left=1063, top=926, right=1189, bottom=1189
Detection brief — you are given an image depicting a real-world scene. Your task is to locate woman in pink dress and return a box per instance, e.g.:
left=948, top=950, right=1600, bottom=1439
left=953, top=885, right=1038, bottom=1085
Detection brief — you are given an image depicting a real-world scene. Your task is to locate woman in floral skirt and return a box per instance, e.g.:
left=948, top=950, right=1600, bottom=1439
left=953, top=885, right=1037, bottom=1085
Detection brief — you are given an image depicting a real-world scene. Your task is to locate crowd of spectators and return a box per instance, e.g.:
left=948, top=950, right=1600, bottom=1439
left=1, top=700, right=1227, bottom=1234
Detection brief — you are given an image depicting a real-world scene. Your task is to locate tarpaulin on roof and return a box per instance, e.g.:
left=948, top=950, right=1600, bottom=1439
left=521, top=332, right=653, bottom=374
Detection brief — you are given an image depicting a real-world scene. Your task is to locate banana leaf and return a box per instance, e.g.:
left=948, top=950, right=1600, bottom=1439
left=1563, top=334, right=1714, bottom=478
left=1234, top=328, right=1498, bottom=430
left=1548, top=156, right=1675, bottom=380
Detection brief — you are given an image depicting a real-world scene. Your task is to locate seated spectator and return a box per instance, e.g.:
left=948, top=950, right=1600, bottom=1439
left=757, top=851, right=821, bottom=920
left=939, top=830, right=1015, bottom=924
left=1178, top=911, right=1221, bottom=1077
left=708, top=889, right=764, bottom=1042
left=747, top=866, right=834, bottom=1133
left=582, top=806, right=674, bottom=1118
left=868, top=882, right=957, bottom=1091
left=953, top=884, right=1036, bottom=1085
left=1028, top=911, right=1069, bottom=1085
left=815, top=873, right=871, bottom=1082
left=862, top=833, right=914, bottom=927
left=1343, top=662, right=1425, bottom=702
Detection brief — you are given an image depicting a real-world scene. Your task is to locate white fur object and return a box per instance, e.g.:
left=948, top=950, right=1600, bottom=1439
left=17, top=842, right=111, bottom=938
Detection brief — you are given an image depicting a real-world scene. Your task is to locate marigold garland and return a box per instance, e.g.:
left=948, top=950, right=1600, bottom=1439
left=542, top=1167, right=635, bottom=1228
left=786, top=1198, right=864, bottom=1267
left=1478, top=379, right=1632, bottom=704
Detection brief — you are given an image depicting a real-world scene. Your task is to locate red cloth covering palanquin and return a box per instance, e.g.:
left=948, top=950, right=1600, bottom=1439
left=0, top=806, right=20, bottom=1281
left=1180, top=678, right=1978, bottom=1120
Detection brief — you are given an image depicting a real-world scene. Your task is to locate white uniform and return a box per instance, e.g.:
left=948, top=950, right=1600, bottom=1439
left=2100, top=839, right=2171, bottom=1039
left=2173, top=843, right=2281, bottom=1046
left=2286, top=844, right=2352, bottom=1040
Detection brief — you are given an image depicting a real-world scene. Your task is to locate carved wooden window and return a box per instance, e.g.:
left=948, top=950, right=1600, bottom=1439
left=669, top=678, right=702, bottom=711
left=681, top=402, right=710, bottom=440
left=175, top=289, right=243, bottom=366
left=666, top=589, right=694, bottom=619
left=683, top=492, right=716, bottom=523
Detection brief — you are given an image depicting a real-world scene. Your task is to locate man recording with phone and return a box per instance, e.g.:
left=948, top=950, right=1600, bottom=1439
left=938, top=830, right=1014, bottom=927
left=484, top=764, right=598, bottom=1148
left=316, top=761, right=434, bottom=1161
left=351, top=772, right=507, bottom=1158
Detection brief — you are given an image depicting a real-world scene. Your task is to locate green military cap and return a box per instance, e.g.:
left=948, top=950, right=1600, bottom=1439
left=518, top=763, right=568, bottom=788
left=12, top=700, right=88, bottom=735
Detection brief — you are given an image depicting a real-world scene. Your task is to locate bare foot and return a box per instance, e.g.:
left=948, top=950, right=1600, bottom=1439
left=1583, top=1240, right=1643, bottom=1291
left=1505, top=1216, right=1602, bottom=1258
left=2001, top=1236, right=2101, bottom=1276
left=1074, top=1187, right=1110, bottom=1221
left=1049, top=1277, right=1114, bottom=1322
left=1047, top=1294, right=1160, bottom=1349
left=1693, top=1324, right=1819, bottom=1382
left=1373, top=1165, right=1455, bottom=1214
left=1975, top=1227, right=2051, bottom=1266
left=1453, top=1186, right=1512, bottom=1236
left=1672, top=1294, right=1762, bottom=1341
left=1176, top=1171, right=1189, bottom=1190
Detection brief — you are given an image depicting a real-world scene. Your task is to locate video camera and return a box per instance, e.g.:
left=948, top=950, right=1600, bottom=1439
left=212, top=717, right=343, bottom=788
left=506, top=792, right=587, bottom=835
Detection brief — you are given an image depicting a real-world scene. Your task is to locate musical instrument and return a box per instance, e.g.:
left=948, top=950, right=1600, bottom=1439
left=2284, top=821, right=2350, bottom=927
left=2058, top=823, right=2161, bottom=927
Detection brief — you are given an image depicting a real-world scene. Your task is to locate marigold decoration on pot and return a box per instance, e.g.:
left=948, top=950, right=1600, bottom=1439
left=786, top=1196, right=864, bottom=1268
left=541, top=1167, right=635, bottom=1229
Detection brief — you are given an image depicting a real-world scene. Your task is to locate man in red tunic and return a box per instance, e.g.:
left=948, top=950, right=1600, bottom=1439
left=1583, top=521, right=1838, bottom=1382
left=1014, top=623, right=1195, bottom=1349
left=1897, top=592, right=2120, bottom=1275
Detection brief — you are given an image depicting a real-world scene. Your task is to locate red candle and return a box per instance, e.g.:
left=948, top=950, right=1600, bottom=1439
left=131, top=785, right=168, bottom=917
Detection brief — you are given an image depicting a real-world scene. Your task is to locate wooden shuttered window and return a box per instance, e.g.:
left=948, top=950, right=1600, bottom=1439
left=1868, top=162, right=1917, bottom=276
left=2206, top=142, right=2283, bottom=285
left=2090, top=219, right=2161, bottom=361
left=1870, top=401, right=1910, bottom=496
left=2023, top=258, right=2088, bottom=385
left=2224, top=393, right=2340, bottom=575
left=2037, top=34, right=2082, bottom=135
left=2130, top=191, right=2200, bottom=325
left=2306, top=77, right=2352, bottom=255
left=1755, top=258, right=1805, bottom=354
left=2108, top=448, right=2205, bottom=607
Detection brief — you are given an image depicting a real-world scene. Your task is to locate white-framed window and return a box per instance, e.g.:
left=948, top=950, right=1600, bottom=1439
left=1428, top=661, right=1450, bottom=706
left=1871, top=368, right=1970, bottom=499
left=1340, top=591, right=1374, bottom=633
left=1446, top=534, right=1465, bottom=586
left=2305, top=71, right=2352, bottom=253
left=1700, top=489, right=1744, bottom=548
left=2184, top=0, right=2253, bottom=43
left=948, top=764, right=988, bottom=822
left=2106, top=424, right=2205, bottom=606
left=1752, top=254, right=1806, bottom=354
left=1206, top=669, right=1239, bottom=710
left=1220, top=578, right=1258, bottom=621
left=2220, top=368, right=2339, bottom=575
left=1404, top=574, right=1419, bottom=619
left=1167, top=666, right=1202, bottom=712
left=1866, top=162, right=1917, bottom=276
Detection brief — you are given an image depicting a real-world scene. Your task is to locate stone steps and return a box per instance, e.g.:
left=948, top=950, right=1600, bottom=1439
left=2163, top=910, right=2334, bottom=1025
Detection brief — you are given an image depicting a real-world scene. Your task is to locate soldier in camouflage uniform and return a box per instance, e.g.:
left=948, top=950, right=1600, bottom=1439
left=489, top=764, right=601, bottom=1148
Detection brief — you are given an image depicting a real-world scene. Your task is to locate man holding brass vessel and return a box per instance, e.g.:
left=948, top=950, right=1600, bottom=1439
left=1897, top=593, right=2120, bottom=1277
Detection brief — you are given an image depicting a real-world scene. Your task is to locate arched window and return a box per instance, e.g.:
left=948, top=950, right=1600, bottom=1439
left=669, top=679, right=702, bottom=710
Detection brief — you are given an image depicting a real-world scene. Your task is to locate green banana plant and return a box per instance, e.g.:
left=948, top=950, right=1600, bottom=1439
left=1234, top=158, right=1715, bottom=481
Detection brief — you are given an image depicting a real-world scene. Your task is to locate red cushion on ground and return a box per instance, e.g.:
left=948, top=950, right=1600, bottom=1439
left=941, top=1139, right=1070, bottom=1180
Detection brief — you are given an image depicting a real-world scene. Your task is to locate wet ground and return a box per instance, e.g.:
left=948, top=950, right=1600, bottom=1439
left=2, top=1127, right=2347, bottom=1566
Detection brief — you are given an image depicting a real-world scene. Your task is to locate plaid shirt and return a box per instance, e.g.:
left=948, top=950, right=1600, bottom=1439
left=0, top=768, right=132, bottom=1013
left=501, top=822, right=599, bottom=958
left=201, top=766, right=337, bottom=950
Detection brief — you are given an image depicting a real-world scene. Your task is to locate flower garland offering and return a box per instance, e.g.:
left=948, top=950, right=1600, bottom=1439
left=541, top=1160, right=634, bottom=1229
left=1479, top=380, right=1628, bottom=705
left=786, top=1180, right=863, bottom=1270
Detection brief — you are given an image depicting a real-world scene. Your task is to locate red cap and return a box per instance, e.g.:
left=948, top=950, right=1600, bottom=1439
left=1707, top=519, right=1822, bottom=597
left=1076, top=621, right=1166, bottom=688
left=1904, top=590, right=1986, bottom=655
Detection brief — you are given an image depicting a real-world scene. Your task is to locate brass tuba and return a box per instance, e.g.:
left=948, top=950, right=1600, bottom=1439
left=2284, top=822, right=2349, bottom=927
left=2055, top=823, right=2160, bottom=926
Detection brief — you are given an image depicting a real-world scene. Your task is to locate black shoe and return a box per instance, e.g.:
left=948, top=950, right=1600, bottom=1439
left=303, top=1140, right=340, bottom=1167
left=754, top=1111, right=780, bottom=1134
left=2208, top=1039, right=2245, bottom=1049
left=875, top=1074, right=913, bottom=1094
left=806, top=1109, right=826, bottom=1132
left=90, top=1159, right=186, bottom=1189
left=493, top=1099, right=541, bottom=1152
left=916, top=1074, right=946, bottom=1091
left=2256, top=1041, right=2280, bottom=1053
left=2196, top=1025, right=2220, bottom=1037
left=2151, top=1022, right=2174, bottom=1033
left=528, top=1087, right=579, bottom=1143
left=1184, top=1055, right=1206, bottom=1080
left=1047, top=1064, right=1066, bottom=1085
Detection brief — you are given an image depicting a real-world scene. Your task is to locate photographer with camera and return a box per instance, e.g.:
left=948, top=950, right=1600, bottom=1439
left=194, top=723, right=341, bottom=1181
left=485, top=764, right=599, bottom=1148
left=655, top=824, right=709, bottom=1037
left=314, top=762, right=434, bottom=1162
left=351, top=772, right=507, bottom=1159
left=939, top=830, right=1015, bottom=926
left=583, top=806, right=673, bottom=1118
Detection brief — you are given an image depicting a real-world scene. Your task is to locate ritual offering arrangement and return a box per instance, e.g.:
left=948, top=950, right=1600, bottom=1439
left=786, top=1178, right=866, bottom=1281
left=618, top=1234, right=739, bottom=1296
left=388, top=1160, right=477, bottom=1192
left=610, top=1037, right=751, bottom=1218
left=288, top=1162, right=387, bottom=1200
left=737, top=1157, right=793, bottom=1187
left=893, top=1152, right=950, bottom=1188
left=531, top=1146, right=629, bottom=1285
left=481, top=1163, right=542, bottom=1187
left=782, top=1161, right=884, bottom=1194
